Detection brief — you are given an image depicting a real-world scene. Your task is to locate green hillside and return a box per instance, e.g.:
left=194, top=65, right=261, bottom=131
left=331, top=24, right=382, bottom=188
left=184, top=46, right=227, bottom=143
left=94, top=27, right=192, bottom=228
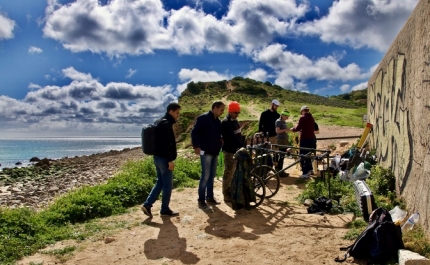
left=176, top=77, right=367, bottom=146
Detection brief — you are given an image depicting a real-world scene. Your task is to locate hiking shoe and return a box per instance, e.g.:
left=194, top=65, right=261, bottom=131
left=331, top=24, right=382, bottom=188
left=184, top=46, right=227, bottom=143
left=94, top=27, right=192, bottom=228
left=299, top=173, right=311, bottom=179
left=198, top=202, right=213, bottom=211
left=141, top=205, right=153, bottom=218
left=160, top=210, right=179, bottom=217
left=206, top=198, right=221, bottom=205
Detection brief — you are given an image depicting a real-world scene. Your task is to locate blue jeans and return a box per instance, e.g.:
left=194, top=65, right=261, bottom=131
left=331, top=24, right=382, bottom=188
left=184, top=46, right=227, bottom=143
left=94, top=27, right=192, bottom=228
left=144, top=156, right=173, bottom=214
left=198, top=154, right=218, bottom=202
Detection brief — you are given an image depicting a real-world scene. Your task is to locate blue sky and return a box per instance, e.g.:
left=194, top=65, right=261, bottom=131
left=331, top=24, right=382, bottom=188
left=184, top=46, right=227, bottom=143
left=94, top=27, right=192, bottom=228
left=0, top=0, right=419, bottom=137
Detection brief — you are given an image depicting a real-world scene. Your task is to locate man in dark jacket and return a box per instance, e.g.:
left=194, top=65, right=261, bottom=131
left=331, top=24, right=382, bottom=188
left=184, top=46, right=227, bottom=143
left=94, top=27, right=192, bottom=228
left=291, top=105, right=316, bottom=179
left=221, top=101, right=244, bottom=202
left=258, top=99, right=280, bottom=143
left=141, top=102, right=181, bottom=218
left=191, top=100, right=225, bottom=211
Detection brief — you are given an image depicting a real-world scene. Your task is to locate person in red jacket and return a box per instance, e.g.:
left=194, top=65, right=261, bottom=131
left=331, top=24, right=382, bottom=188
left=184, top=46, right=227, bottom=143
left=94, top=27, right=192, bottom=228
left=291, top=105, right=316, bottom=179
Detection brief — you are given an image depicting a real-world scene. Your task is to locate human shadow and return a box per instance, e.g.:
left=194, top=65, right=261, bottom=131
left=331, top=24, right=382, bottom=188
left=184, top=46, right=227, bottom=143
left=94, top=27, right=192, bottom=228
left=143, top=217, right=200, bottom=264
left=203, top=203, right=277, bottom=240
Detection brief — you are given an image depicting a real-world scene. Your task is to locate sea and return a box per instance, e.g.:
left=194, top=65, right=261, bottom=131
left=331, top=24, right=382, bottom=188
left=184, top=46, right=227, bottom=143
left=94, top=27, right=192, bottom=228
left=0, top=138, right=141, bottom=170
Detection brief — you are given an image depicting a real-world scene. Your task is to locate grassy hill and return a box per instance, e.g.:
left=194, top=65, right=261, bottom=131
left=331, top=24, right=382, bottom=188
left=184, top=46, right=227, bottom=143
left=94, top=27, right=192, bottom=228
left=176, top=77, right=367, bottom=147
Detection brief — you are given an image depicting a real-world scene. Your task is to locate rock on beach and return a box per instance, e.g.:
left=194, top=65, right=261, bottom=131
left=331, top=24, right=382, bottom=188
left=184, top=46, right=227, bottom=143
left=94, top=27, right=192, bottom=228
left=0, top=147, right=144, bottom=209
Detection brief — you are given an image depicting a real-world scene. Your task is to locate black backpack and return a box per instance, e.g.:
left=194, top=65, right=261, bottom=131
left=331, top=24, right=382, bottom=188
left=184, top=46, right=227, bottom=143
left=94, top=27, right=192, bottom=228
left=335, top=207, right=404, bottom=264
left=307, top=196, right=333, bottom=214
left=141, top=119, right=166, bottom=155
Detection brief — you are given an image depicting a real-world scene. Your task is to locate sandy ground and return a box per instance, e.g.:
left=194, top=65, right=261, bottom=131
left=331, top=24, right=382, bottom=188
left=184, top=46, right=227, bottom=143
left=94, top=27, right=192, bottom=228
left=18, top=126, right=367, bottom=265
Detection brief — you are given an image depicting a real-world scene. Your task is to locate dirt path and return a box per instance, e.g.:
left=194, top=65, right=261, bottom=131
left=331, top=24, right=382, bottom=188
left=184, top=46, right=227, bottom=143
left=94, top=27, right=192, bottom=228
left=18, top=126, right=367, bottom=265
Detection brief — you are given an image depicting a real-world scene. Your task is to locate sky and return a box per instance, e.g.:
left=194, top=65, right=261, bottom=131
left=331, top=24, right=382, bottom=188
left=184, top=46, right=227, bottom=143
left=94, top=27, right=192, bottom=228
left=0, top=0, right=419, bottom=137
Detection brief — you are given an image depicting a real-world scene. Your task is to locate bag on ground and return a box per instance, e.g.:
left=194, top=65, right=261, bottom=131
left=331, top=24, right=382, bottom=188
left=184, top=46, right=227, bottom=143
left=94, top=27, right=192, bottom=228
left=335, top=207, right=404, bottom=264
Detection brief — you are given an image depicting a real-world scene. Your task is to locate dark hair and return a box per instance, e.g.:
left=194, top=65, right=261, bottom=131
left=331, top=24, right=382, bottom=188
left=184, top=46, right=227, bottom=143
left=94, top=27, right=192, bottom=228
left=167, top=102, right=181, bottom=112
left=211, top=100, right=225, bottom=110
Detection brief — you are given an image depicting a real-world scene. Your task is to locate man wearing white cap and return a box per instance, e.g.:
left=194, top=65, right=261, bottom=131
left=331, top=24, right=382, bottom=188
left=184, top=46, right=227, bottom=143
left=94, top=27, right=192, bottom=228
left=258, top=99, right=280, bottom=143
left=291, top=105, right=317, bottom=179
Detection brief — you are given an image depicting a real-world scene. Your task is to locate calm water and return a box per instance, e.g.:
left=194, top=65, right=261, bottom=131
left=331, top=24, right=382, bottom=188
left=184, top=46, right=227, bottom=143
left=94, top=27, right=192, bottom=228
left=0, top=138, right=141, bottom=170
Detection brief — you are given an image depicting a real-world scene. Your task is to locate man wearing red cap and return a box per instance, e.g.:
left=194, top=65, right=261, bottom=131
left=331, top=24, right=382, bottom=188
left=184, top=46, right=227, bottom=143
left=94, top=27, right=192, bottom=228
left=221, top=101, right=244, bottom=202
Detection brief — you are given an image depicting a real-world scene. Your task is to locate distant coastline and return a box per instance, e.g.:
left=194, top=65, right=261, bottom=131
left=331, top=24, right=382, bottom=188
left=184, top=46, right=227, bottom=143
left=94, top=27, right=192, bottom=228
left=0, top=137, right=141, bottom=170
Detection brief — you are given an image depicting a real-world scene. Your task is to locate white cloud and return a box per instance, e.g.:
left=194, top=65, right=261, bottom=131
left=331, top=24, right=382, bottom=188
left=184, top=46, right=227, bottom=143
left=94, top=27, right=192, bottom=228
left=245, top=68, right=267, bottom=82
left=126, top=69, right=137, bottom=78
left=176, top=68, right=232, bottom=93
left=254, top=44, right=368, bottom=90
left=297, top=0, right=419, bottom=51
left=42, top=0, right=310, bottom=56
left=340, top=84, right=350, bottom=93
left=0, top=13, right=15, bottom=40
left=62, top=67, right=95, bottom=82
left=178, top=68, right=231, bottom=82
left=351, top=82, right=367, bottom=91
left=0, top=68, right=177, bottom=136
left=28, top=46, right=43, bottom=54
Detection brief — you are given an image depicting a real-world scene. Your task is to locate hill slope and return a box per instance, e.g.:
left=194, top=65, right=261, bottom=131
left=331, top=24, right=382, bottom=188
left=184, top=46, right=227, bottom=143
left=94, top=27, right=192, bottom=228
left=176, top=78, right=367, bottom=146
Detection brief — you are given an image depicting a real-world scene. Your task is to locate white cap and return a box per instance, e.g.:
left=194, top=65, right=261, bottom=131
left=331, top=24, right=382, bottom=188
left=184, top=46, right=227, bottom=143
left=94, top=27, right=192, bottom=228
left=300, top=105, right=310, bottom=111
left=271, top=99, right=280, bottom=106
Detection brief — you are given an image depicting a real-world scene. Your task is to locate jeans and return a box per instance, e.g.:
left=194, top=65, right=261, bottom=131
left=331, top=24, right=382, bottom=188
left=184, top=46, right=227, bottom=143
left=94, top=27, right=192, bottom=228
left=198, top=153, right=218, bottom=202
left=299, top=138, right=317, bottom=174
left=144, top=156, right=173, bottom=214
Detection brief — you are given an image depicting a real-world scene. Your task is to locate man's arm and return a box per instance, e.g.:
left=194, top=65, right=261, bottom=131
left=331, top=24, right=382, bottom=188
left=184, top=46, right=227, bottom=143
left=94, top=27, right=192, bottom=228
left=191, top=116, right=203, bottom=154
left=258, top=111, right=265, bottom=133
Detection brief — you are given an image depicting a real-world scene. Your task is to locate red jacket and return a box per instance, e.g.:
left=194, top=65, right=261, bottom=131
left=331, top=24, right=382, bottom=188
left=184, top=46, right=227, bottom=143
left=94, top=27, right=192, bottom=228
left=292, top=113, right=316, bottom=140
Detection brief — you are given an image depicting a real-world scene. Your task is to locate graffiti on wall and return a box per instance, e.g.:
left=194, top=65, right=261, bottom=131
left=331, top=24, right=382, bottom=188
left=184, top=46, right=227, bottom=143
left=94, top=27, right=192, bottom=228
left=368, top=54, right=413, bottom=193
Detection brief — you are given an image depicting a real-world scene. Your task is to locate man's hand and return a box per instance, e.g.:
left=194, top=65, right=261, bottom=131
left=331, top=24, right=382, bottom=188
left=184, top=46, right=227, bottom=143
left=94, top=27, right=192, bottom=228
left=168, top=161, right=175, bottom=171
left=194, top=147, right=201, bottom=155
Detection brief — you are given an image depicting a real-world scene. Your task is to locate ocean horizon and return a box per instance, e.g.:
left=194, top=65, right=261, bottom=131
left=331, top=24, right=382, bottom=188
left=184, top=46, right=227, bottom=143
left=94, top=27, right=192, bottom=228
left=0, top=137, right=142, bottom=170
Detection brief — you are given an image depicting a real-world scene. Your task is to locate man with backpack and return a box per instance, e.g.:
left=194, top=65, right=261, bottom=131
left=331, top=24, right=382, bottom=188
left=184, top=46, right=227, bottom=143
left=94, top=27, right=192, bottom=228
left=141, top=102, right=181, bottom=218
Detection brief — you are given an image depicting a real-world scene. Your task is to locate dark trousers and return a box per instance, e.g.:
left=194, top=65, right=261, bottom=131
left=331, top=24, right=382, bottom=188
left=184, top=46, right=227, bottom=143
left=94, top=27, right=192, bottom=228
left=299, top=138, right=317, bottom=174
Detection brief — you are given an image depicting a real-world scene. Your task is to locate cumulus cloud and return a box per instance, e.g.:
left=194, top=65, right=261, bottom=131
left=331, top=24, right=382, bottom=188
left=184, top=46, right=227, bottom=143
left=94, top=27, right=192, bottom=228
left=0, top=68, right=177, bottom=136
left=176, top=68, right=232, bottom=93
left=28, top=46, right=43, bottom=54
left=351, top=82, right=367, bottom=91
left=340, top=84, right=350, bottom=93
left=297, top=0, right=419, bottom=51
left=245, top=68, right=267, bottom=82
left=42, top=0, right=310, bottom=56
left=0, top=13, right=15, bottom=40
left=253, top=44, right=368, bottom=90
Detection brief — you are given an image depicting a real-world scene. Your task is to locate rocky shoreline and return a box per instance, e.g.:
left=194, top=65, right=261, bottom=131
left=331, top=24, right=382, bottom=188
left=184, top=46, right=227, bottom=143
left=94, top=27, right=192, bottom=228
left=0, top=147, right=145, bottom=209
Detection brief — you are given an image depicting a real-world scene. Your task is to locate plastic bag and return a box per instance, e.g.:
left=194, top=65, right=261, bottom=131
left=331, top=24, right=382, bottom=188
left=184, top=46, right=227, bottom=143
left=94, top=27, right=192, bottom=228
left=389, top=206, right=408, bottom=224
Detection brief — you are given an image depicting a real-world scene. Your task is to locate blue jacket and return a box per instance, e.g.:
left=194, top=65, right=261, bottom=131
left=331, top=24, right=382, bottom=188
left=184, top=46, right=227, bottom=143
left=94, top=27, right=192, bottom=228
left=191, top=111, right=222, bottom=155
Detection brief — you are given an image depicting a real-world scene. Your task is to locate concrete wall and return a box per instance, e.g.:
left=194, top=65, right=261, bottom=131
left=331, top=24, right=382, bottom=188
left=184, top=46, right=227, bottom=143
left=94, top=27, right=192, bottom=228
left=367, top=0, right=430, bottom=236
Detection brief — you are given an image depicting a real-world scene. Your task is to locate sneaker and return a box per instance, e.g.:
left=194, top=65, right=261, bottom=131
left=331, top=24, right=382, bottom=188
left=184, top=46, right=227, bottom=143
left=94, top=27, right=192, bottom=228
left=198, top=201, right=213, bottom=211
left=299, top=173, right=311, bottom=179
left=206, top=198, right=221, bottom=205
left=160, top=210, right=179, bottom=217
left=141, top=205, right=153, bottom=218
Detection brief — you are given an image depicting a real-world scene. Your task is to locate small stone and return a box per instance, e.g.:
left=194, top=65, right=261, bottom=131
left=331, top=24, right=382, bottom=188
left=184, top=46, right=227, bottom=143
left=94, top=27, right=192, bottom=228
left=105, top=237, right=116, bottom=244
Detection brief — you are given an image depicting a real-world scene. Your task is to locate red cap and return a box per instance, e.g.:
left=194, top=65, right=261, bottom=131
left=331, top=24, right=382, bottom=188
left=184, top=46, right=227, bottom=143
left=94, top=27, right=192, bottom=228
left=228, top=101, right=241, bottom=112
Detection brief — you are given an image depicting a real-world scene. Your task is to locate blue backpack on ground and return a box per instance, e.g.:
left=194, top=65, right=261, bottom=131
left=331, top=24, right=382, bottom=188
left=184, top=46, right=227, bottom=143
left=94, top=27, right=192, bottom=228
left=335, top=207, right=404, bottom=264
left=141, top=119, right=166, bottom=155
